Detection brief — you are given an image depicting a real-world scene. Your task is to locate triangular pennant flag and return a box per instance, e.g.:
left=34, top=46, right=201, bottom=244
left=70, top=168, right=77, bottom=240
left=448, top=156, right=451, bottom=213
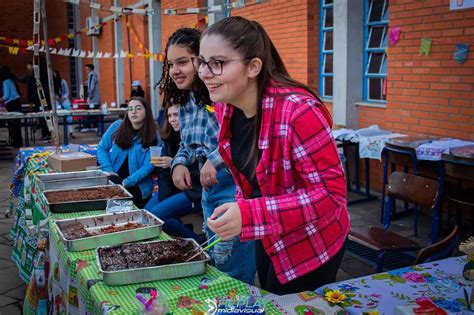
left=389, top=26, right=401, bottom=45
left=58, top=48, right=65, bottom=55
left=103, top=52, right=111, bottom=58
left=12, top=39, right=20, bottom=45
left=419, top=38, right=432, bottom=56
left=110, top=6, right=122, bottom=13
left=26, top=45, right=34, bottom=51
left=66, top=48, right=73, bottom=56
left=51, top=48, right=57, bottom=54
left=96, top=51, right=103, bottom=58
left=39, top=46, right=45, bottom=52
left=67, top=33, right=74, bottom=39
left=54, top=37, right=62, bottom=43
left=72, top=49, right=80, bottom=57
left=8, top=46, right=19, bottom=55
left=120, top=50, right=128, bottom=58
left=454, top=43, right=469, bottom=64
left=27, top=40, right=34, bottom=46
left=113, top=52, right=119, bottom=58
left=79, top=50, right=86, bottom=58
left=48, top=38, right=55, bottom=46
left=87, top=51, right=94, bottom=58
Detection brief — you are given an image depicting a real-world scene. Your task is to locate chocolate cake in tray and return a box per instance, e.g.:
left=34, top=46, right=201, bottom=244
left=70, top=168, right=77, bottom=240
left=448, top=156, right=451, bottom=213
left=55, top=210, right=163, bottom=251
left=97, top=238, right=210, bottom=285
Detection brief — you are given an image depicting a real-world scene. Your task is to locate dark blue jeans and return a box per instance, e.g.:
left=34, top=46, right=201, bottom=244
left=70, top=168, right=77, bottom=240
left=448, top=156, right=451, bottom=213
left=202, top=168, right=256, bottom=285
left=144, top=192, right=201, bottom=240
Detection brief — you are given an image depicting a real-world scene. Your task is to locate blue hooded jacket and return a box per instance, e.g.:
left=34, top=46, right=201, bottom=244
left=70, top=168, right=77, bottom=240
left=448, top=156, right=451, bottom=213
left=97, top=120, right=155, bottom=199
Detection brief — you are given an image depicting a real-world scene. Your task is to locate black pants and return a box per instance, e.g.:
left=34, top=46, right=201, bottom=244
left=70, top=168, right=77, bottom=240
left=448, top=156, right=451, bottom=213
left=256, top=238, right=346, bottom=295
left=6, top=99, right=23, bottom=147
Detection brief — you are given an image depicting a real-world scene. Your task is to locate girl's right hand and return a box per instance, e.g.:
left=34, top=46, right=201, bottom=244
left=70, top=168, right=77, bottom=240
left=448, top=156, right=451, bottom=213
left=151, top=156, right=172, bottom=169
left=172, top=165, right=193, bottom=190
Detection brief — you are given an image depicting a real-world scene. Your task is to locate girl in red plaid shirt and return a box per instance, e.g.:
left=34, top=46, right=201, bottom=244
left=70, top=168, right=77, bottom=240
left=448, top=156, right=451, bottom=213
left=196, top=17, right=350, bottom=294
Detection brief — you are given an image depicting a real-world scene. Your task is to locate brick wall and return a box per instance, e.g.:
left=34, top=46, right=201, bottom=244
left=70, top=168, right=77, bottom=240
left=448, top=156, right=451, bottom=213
left=230, top=0, right=319, bottom=91
left=362, top=0, right=474, bottom=142
left=360, top=0, right=474, bottom=190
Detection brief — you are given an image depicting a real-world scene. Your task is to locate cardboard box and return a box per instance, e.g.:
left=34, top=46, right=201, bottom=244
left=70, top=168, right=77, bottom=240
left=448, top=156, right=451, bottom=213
left=48, top=152, right=97, bottom=172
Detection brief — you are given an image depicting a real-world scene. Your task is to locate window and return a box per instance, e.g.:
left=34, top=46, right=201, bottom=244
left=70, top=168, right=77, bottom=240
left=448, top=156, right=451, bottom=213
left=320, top=0, right=333, bottom=98
left=364, top=0, right=388, bottom=102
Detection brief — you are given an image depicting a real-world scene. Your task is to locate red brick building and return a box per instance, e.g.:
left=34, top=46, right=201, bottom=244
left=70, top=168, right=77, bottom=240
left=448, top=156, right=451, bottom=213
left=1, top=0, right=472, bottom=189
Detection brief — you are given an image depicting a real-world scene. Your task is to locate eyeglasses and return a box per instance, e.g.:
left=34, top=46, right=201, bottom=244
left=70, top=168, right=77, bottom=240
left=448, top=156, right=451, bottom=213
left=127, top=105, right=144, bottom=112
left=193, top=57, right=250, bottom=76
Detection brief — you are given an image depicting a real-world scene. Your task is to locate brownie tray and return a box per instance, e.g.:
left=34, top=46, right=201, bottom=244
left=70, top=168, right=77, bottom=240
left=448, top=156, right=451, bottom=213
left=97, top=239, right=210, bottom=286
left=38, top=170, right=109, bottom=191
left=55, top=210, right=163, bottom=252
left=43, top=184, right=133, bottom=213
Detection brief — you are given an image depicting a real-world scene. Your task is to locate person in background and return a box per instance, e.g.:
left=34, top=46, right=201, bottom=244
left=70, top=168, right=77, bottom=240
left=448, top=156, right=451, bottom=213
left=85, top=64, right=100, bottom=109
left=18, top=61, right=36, bottom=110
left=130, top=80, right=145, bottom=99
left=97, top=97, right=158, bottom=207
left=200, top=17, right=349, bottom=295
left=53, top=70, right=74, bottom=139
left=160, top=27, right=256, bottom=284
left=145, top=103, right=203, bottom=241
left=84, top=63, right=99, bottom=130
left=0, top=66, right=23, bottom=147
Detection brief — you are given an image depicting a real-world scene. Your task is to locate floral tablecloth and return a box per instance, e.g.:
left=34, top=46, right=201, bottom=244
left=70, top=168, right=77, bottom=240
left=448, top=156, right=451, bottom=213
left=9, top=145, right=97, bottom=282
left=317, top=256, right=473, bottom=314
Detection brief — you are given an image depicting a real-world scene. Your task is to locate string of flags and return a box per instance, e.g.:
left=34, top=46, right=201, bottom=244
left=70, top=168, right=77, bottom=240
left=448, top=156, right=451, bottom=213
left=0, top=19, right=112, bottom=48
left=164, top=0, right=265, bottom=15
left=63, top=0, right=154, bottom=16
left=125, top=17, right=207, bottom=61
left=389, top=27, right=469, bottom=64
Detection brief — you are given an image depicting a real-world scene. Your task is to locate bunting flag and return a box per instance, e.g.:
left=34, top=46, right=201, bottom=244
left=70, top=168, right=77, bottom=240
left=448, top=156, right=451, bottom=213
left=63, top=0, right=154, bottom=16
left=163, top=0, right=265, bottom=15
left=454, top=43, right=469, bottom=64
left=389, top=27, right=401, bottom=46
left=0, top=17, right=116, bottom=48
left=419, top=38, right=432, bottom=56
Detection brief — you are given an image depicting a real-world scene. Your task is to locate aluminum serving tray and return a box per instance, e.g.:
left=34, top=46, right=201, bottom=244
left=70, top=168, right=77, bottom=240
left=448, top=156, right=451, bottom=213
left=38, top=170, right=109, bottom=191
left=97, top=239, right=210, bottom=286
left=43, top=184, right=133, bottom=213
left=55, top=210, right=164, bottom=252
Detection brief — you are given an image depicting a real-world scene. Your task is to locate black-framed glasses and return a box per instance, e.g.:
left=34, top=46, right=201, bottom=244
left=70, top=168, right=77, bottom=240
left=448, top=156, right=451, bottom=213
left=193, top=57, right=250, bottom=76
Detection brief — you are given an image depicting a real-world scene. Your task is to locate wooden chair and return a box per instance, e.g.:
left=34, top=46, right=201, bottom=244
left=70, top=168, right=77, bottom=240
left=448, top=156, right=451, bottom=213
left=350, top=171, right=441, bottom=272
left=414, top=225, right=459, bottom=265
left=441, top=154, right=474, bottom=235
left=380, top=144, right=420, bottom=235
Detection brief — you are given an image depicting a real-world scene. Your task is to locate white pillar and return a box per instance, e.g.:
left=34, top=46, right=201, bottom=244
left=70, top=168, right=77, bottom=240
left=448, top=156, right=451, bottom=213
left=147, top=0, right=162, bottom=117
left=114, top=0, right=124, bottom=106
left=333, top=0, right=364, bottom=128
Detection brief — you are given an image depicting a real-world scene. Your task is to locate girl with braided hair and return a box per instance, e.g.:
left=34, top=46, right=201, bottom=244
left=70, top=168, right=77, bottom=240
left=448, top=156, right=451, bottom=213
left=160, top=27, right=256, bottom=285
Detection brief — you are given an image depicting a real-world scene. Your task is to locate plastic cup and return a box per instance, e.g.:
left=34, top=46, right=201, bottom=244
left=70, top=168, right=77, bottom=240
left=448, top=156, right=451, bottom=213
left=150, top=146, right=162, bottom=164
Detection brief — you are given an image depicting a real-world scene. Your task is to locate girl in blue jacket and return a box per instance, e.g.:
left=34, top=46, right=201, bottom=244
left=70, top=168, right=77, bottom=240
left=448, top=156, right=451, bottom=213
left=97, top=97, right=158, bottom=206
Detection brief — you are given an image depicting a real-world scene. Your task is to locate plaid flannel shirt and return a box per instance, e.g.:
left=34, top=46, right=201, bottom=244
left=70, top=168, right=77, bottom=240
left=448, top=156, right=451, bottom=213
left=215, top=84, right=349, bottom=284
left=171, top=92, right=224, bottom=170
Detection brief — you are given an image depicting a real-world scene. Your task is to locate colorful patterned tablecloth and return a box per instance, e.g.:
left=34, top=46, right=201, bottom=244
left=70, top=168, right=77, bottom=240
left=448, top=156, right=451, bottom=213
left=316, top=256, right=474, bottom=314
left=9, top=145, right=97, bottom=283
left=14, top=147, right=343, bottom=315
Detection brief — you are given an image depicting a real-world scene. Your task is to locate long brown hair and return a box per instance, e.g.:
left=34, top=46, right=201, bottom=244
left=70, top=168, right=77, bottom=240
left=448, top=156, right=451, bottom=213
left=113, top=97, right=158, bottom=149
left=157, top=28, right=211, bottom=108
left=159, top=104, right=180, bottom=145
left=203, top=16, right=324, bottom=176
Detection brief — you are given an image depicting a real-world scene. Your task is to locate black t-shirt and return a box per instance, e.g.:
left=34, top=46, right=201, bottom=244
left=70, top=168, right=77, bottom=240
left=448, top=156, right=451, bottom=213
left=230, top=107, right=262, bottom=198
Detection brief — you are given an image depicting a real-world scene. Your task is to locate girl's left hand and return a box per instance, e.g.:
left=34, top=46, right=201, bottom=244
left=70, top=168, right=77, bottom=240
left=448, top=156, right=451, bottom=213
left=207, top=202, right=242, bottom=240
left=153, top=156, right=172, bottom=169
